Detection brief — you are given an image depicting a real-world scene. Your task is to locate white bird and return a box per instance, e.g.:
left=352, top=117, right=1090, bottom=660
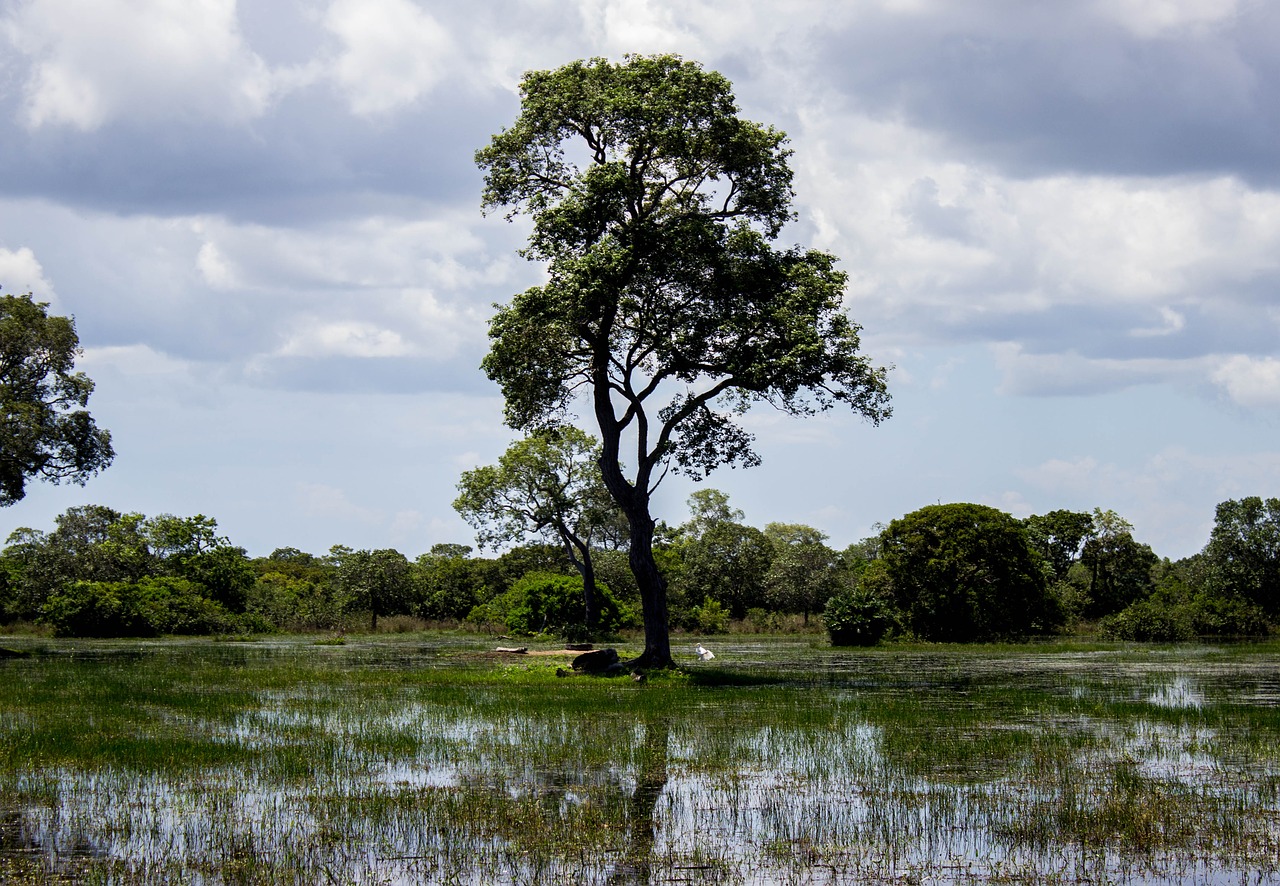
left=695, top=644, right=715, bottom=661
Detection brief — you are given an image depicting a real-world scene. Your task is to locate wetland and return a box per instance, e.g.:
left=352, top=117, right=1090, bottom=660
left=1, top=635, right=1278, bottom=884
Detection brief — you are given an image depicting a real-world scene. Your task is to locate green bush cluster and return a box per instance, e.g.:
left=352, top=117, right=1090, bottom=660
left=823, top=585, right=896, bottom=646
left=466, top=572, right=636, bottom=638
left=42, top=578, right=253, bottom=638
left=1100, top=592, right=1269, bottom=641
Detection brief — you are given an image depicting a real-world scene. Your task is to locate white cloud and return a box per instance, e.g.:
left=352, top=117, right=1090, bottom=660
left=0, top=246, right=55, bottom=301
left=278, top=320, right=414, bottom=358
left=4, top=0, right=273, bottom=129
left=323, top=0, right=453, bottom=115
left=196, top=242, right=237, bottom=289
left=1097, top=0, right=1242, bottom=37
left=1212, top=355, right=1280, bottom=408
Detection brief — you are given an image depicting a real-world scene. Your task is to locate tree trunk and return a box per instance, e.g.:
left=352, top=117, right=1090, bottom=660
left=581, top=555, right=600, bottom=630
left=561, top=532, right=600, bottom=631
left=594, top=377, right=673, bottom=668
left=628, top=514, right=673, bottom=668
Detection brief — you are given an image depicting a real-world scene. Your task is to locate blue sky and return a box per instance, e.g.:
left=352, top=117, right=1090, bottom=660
left=1, top=0, right=1278, bottom=559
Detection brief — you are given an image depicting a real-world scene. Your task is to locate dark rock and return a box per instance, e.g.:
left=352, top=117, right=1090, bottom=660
left=572, top=648, right=619, bottom=674
left=565, top=642, right=593, bottom=651
left=0, top=648, right=31, bottom=659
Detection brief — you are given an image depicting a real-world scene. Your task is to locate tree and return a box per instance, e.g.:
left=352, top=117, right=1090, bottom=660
left=763, top=522, right=840, bottom=622
left=1202, top=496, right=1280, bottom=618
left=454, top=427, right=621, bottom=630
left=673, top=491, right=772, bottom=620
left=1079, top=508, right=1157, bottom=618
left=476, top=55, right=891, bottom=666
left=879, top=503, right=1052, bottom=642
left=328, top=546, right=413, bottom=632
left=0, top=292, right=114, bottom=505
left=1024, top=510, right=1093, bottom=583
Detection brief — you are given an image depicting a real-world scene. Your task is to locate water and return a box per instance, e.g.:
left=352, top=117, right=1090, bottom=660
left=2, top=636, right=1278, bottom=883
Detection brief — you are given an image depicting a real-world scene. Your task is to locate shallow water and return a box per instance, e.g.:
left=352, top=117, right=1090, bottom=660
left=2, top=636, right=1278, bottom=883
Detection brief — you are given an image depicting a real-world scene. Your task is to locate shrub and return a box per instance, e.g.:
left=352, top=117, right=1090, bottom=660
left=691, top=596, right=730, bottom=634
left=824, top=585, right=896, bottom=647
left=880, top=503, right=1053, bottom=642
left=1099, top=598, right=1193, bottom=642
left=42, top=578, right=243, bottom=638
left=1188, top=594, right=1270, bottom=638
left=466, top=572, right=635, bottom=637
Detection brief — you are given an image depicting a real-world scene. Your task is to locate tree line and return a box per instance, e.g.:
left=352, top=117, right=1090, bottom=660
left=1, top=494, right=1274, bottom=643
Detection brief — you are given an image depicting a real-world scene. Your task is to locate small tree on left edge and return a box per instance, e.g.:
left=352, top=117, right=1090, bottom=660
left=454, top=427, right=623, bottom=631
left=0, top=292, right=114, bottom=505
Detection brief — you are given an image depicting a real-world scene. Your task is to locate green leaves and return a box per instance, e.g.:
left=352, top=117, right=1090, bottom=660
left=478, top=54, right=892, bottom=663
left=0, top=292, right=113, bottom=505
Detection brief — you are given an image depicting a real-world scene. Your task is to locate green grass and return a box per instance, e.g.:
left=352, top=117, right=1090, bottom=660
left=1, top=635, right=1278, bottom=883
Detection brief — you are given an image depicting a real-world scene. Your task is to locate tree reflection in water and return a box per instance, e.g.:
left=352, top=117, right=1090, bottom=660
left=607, top=714, right=669, bottom=885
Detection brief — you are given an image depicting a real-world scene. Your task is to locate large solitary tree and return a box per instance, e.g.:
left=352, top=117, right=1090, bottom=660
left=476, top=55, right=891, bottom=666
left=0, top=292, right=114, bottom=504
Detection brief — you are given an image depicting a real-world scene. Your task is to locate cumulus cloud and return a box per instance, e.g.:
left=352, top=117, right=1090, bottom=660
left=1212, top=355, right=1280, bottom=407
left=323, top=0, right=453, bottom=115
left=0, top=246, right=55, bottom=300
left=3, top=0, right=274, bottom=129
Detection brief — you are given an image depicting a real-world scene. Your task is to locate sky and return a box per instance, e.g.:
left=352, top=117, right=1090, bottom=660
left=1, top=0, right=1278, bottom=560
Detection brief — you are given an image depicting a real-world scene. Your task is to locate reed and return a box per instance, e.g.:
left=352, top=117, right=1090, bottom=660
left=0, top=635, right=1277, bottom=883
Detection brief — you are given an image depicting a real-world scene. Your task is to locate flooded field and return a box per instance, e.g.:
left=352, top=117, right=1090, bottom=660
left=1, top=635, right=1278, bottom=883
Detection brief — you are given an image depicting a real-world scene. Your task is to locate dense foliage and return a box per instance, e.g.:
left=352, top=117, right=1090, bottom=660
left=879, top=504, right=1053, bottom=642
left=1, top=494, right=1274, bottom=643
left=476, top=54, right=891, bottom=666
left=0, top=293, right=114, bottom=505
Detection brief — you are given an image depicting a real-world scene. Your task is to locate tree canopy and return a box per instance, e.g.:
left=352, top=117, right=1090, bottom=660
left=454, top=427, right=622, bottom=629
left=880, top=503, right=1053, bottom=642
left=0, top=292, right=114, bottom=504
left=476, top=54, right=891, bottom=666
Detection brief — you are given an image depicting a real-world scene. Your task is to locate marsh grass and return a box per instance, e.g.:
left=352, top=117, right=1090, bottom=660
left=0, top=635, right=1278, bottom=883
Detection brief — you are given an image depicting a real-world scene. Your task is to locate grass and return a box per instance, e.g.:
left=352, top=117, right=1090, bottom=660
left=0, top=634, right=1278, bottom=883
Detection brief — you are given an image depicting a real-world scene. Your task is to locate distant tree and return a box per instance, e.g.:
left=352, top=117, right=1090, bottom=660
left=413, top=544, right=499, bottom=622
left=763, top=522, right=840, bottom=622
left=1, top=505, right=149, bottom=620
left=0, top=292, right=114, bottom=504
left=1079, top=508, right=1157, bottom=618
left=1202, top=496, right=1280, bottom=619
left=1024, top=510, right=1093, bottom=582
left=672, top=490, right=771, bottom=620
left=880, top=503, right=1053, bottom=642
left=682, top=489, right=743, bottom=537
left=145, top=513, right=253, bottom=611
left=476, top=54, right=891, bottom=666
left=454, top=427, right=621, bottom=630
left=328, top=546, right=413, bottom=631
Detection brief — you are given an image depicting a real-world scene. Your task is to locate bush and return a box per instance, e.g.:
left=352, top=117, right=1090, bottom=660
left=42, top=578, right=243, bottom=637
left=880, top=503, right=1053, bottom=642
left=824, top=585, right=896, bottom=647
left=247, top=572, right=341, bottom=632
left=1099, top=598, right=1193, bottom=642
left=1188, top=594, right=1270, bottom=638
left=691, top=596, right=730, bottom=634
left=466, top=572, right=635, bottom=637
left=1100, top=591, right=1271, bottom=642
